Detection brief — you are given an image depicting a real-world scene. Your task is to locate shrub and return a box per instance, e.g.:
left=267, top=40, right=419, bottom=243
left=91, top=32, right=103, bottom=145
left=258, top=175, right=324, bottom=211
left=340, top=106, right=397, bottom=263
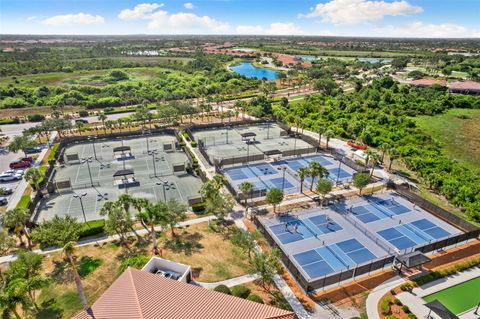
left=386, top=316, right=399, bottom=319
left=27, top=114, right=45, bottom=122
left=0, top=118, right=20, bottom=125
left=78, top=110, right=89, bottom=117
left=390, top=289, right=396, bottom=295
left=380, top=297, right=391, bottom=315
left=402, top=305, right=410, bottom=313
left=78, top=257, right=103, bottom=277
left=407, top=313, right=417, bottom=319
left=394, top=298, right=402, bottom=306
left=191, top=202, right=206, bottom=214
left=213, top=285, right=231, bottom=295
left=78, top=219, right=105, bottom=238
left=400, top=283, right=412, bottom=292
left=16, top=195, right=31, bottom=209
left=119, top=255, right=150, bottom=273
left=246, top=294, right=264, bottom=304
left=48, top=144, right=59, bottom=164
left=190, top=141, right=198, bottom=147
left=231, top=285, right=251, bottom=299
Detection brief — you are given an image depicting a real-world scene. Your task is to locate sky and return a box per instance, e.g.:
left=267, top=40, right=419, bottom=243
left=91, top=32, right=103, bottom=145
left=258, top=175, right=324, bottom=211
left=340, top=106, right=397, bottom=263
left=1, top=0, right=479, bottom=38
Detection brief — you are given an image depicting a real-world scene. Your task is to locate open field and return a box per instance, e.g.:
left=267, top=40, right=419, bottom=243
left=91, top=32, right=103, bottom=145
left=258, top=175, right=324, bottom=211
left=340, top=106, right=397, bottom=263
left=414, top=108, right=480, bottom=172
left=0, top=67, right=186, bottom=87
left=36, top=221, right=251, bottom=318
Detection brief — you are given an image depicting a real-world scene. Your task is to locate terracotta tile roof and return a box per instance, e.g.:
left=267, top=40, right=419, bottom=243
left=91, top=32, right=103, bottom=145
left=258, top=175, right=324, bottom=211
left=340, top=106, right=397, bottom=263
left=74, top=268, right=296, bottom=319
left=448, top=80, right=480, bottom=91
left=410, top=79, right=446, bottom=87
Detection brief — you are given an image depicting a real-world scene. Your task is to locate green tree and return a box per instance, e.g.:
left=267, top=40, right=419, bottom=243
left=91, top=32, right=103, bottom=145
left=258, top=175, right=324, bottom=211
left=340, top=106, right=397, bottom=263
left=98, top=111, right=107, bottom=134
left=139, top=202, right=167, bottom=255
left=0, top=231, right=15, bottom=257
left=250, top=249, right=280, bottom=294
left=231, top=229, right=258, bottom=261
left=379, top=143, right=390, bottom=164
left=31, top=215, right=80, bottom=248
left=24, top=167, right=42, bottom=190
left=316, top=178, right=333, bottom=206
left=2, top=208, right=32, bottom=249
left=161, top=199, right=187, bottom=237
left=388, top=147, right=399, bottom=171
left=265, top=188, right=284, bottom=214
left=63, top=241, right=89, bottom=310
left=239, top=181, right=253, bottom=206
left=324, top=129, right=334, bottom=149
left=0, top=277, right=31, bottom=318
left=353, top=172, right=370, bottom=195
left=308, top=161, right=329, bottom=191
left=297, top=167, right=309, bottom=194
left=7, top=135, right=37, bottom=157
left=99, top=201, right=134, bottom=248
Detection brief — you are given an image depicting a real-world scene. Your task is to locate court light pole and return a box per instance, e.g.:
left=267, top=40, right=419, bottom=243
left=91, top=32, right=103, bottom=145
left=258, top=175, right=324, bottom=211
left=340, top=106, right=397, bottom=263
left=266, top=122, right=270, bottom=140
left=246, top=142, right=250, bottom=163
left=293, top=132, right=298, bottom=157
left=81, top=156, right=94, bottom=187
left=277, top=166, right=287, bottom=191
left=143, top=129, right=151, bottom=153
left=225, top=124, right=229, bottom=145
left=73, top=192, right=88, bottom=223
left=88, top=136, right=98, bottom=160
left=156, top=180, right=168, bottom=202
left=336, top=155, right=343, bottom=186
left=148, top=149, right=158, bottom=177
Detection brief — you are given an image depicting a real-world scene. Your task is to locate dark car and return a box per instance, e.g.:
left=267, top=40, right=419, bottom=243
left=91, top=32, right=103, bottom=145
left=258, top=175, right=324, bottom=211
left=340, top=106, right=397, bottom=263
left=26, top=146, right=42, bottom=154
left=9, top=161, right=31, bottom=169
left=75, top=119, right=88, bottom=124
left=0, top=197, right=8, bottom=206
left=20, top=156, right=34, bottom=163
left=0, top=187, right=13, bottom=195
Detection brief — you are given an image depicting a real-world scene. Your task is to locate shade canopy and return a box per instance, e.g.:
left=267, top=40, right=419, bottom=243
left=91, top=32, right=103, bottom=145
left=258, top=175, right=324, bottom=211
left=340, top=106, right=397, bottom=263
left=397, top=251, right=431, bottom=268
left=263, top=149, right=282, bottom=156
left=240, top=132, right=257, bottom=138
left=424, top=300, right=459, bottom=319
left=113, top=146, right=131, bottom=152
left=113, top=169, right=134, bottom=177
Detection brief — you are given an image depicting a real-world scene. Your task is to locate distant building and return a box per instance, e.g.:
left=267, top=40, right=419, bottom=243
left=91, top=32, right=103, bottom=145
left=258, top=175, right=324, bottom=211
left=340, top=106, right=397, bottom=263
left=448, top=80, right=480, bottom=95
left=410, top=79, right=446, bottom=88
left=74, top=267, right=295, bottom=319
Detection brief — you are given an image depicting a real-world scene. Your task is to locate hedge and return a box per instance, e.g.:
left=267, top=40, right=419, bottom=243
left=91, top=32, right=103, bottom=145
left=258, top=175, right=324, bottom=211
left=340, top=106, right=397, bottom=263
left=190, top=141, right=198, bottom=147
left=246, top=294, right=264, bottom=304
left=79, top=219, right=105, bottom=238
left=380, top=297, right=391, bottom=315
left=27, top=114, right=45, bottom=122
left=37, top=165, right=48, bottom=186
left=47, top=144, right=59, bottom=164
left=231, top=285, right=251, bottom=299
left=191, top=202, right=206, bottom=214
left=412, top=256, right=480, bottom=286
left=213, top=285, right=231, bottom=295
left=0, top=118, right=20, bottom=125
left=16, top=195, right=31, bottom=209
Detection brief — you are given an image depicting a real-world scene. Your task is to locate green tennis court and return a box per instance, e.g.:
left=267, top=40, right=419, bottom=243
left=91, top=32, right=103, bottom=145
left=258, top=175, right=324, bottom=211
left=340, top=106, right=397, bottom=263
left=423, top=276, right=480, bottom=315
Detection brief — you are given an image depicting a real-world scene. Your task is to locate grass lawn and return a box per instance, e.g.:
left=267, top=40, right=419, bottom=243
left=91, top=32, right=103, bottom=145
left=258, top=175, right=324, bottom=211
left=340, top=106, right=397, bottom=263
left=423, top=276, right=480, bottom=315
left=35, top=221, right=251, bottom=318
left=414, top=108, right=480, bottom=172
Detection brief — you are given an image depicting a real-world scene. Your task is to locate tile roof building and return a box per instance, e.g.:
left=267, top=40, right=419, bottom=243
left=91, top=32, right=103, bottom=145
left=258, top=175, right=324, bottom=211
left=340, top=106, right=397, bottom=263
left=448, top=80, right=480, bottom=95
left=74, top=268, right=296, bottom=319
left=410, top=79, right=446, bottom=87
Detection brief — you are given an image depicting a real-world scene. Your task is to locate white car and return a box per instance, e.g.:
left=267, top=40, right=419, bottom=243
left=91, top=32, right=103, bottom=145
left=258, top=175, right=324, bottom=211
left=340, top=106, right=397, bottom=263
left=0, top=173, right=22, bottom=182
left=3, top=169, right=25, bottom=176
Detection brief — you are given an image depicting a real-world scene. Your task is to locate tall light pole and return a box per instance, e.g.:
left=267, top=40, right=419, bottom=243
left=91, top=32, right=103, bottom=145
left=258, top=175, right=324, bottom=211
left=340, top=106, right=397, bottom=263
left=225, top=124, right=230, bottom=145
left=277, top=166, right=287, bottom=191
left=73, top=192, right=88, bottom=223
left=246, top=142, right=250, bottom=163
left=81, top=156, right=94, bottom=187
left=156, top=180, right=168, bottom=202
left=336, top=155, right=343, bottom=186
left=143, top=129, right=151, bottom=153
left=88, top=136, right=98, bottom=160
left=148, top=149, right=158, bottom=177
left=293, top=132, right=298, bottom=157
left=266, top=122, right=270, bottom=140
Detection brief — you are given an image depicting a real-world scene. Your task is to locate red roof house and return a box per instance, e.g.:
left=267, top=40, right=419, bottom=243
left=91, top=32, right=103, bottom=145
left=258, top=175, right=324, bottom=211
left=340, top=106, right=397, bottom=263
left=448, top=80, right=480, bottom=94
left=410, top=79, right=446, bottom=87
left=74, top=268, right=296, bottom=319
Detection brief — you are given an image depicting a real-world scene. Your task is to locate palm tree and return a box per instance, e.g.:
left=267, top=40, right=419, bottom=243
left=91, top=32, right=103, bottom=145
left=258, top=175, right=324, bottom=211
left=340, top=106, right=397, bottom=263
left=324, top=129, right=334, bottom=149
left=363, top=148, right=375, bottom=167
left=132, top=197, right=150, bottom=233
left=297, top=167, right=309, bottom=193
left=98, top=111, right=107, bottom=134
left=0, top=278, right=31, bottom=319
left=308, top=162, right=329, bottom=191
left=388, top=147, right=399, bottom=171
left=140, top=202, right=167, bottom=255
left=161, top=199, right=187, bottom=237
left=3, top=208, right=32, bottom=249
left=63, top=241, right=88, bottom=310
left=117, top=194, right=141, bottom=240
left=239, top=181, right=253, bottom=206
left=25, top=167, right=42, bottom=191
left=379, top=142, right=390, bottom=164
left=316, top=125, right=326, bottom=148
left=368, top=152, right=381, bottom=177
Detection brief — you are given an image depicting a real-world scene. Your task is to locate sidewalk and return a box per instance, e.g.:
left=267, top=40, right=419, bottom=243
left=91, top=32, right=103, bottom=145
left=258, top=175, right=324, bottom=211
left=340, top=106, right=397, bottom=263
left=196, top=273, right=260, bottom=289
left=365, top=275, right=404, bottom=319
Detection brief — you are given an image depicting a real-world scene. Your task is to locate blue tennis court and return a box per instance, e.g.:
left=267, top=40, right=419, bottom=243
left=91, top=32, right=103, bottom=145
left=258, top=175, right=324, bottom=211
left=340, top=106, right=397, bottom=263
left=264, top=177, right=294, bottom=190
left=377, top=218, right=451, bottom=250
left=351, top=198, right=411, bottom=224
left=293, top=239, right=376, bottom=279
left=269, top=214, right=343, bottom=244
left=224, top=166, right=256, bottom=181
left=283, top=155, right=333, bottom=172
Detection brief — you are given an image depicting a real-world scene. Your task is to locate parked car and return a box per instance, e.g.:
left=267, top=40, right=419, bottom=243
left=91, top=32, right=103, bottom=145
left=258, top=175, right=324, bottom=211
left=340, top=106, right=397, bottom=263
left=0, top=173, right=22, bottom=182
left=2, top=169, right=24, bottom=176
left=26, top=146, right=42, bottom=154
left=9, top=161, right=31, bottom=169
left=154, top=269, right=180, bottom=280
left=20, top=156, right=34, bottom=163
left=0, top=197, right=7, bottom=206
left=0, top=187, right=13, bottom=195
left=75, top=119, right=88, bottom=124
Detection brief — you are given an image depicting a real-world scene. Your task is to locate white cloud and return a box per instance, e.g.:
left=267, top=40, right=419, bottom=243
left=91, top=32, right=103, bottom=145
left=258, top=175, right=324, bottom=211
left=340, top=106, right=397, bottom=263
left=184, top=3, right=194, bottom=9
left=27, top=16, right=37, bottom=21
left=236, top=22, right=305, bottom=35
left=42, top=13, right=105, bottom=26
left=148, top=11, right=230, bottom=33
left=302, top=0, right=423, bottom=25
left=118, top=3, right=163, bottom=20
left=375, top=21, right=480, bottom=38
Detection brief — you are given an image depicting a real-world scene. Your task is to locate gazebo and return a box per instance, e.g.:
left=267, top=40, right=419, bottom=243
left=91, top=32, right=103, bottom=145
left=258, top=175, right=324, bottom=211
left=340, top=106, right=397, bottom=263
left=394, top=251, right=431, bottom=272
left=263, top=149, right=282, bottom=162
left=113, top=146, right=134, bottom=160
left=424, top=300, right=459, bottom=319
left=113, top=169, right=138, bottom=188
left=240, top=132, right=256, bottom=143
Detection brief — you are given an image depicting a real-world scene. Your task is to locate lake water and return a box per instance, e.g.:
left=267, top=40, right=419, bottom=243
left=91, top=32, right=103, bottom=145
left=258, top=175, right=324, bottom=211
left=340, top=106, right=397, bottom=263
left=297, top=55, right=318, bottom=61
left=229, top=62, right=279, bottom=80
left=357, top=58, right=392, bottom=64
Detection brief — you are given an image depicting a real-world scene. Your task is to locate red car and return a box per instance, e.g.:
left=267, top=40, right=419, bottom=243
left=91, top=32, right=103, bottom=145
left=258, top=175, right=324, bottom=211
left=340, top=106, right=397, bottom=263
left=20, top=157, right=34, bottom=163
left=9, top=161, right=31, bottom=169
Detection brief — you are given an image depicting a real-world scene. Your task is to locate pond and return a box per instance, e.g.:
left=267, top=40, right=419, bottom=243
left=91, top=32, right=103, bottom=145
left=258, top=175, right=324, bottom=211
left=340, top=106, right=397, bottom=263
left=357, top=57, right=392, bottom=64
left=297, top=55, right=318, bottom=61
left=229, top=62, right=279, bottom=80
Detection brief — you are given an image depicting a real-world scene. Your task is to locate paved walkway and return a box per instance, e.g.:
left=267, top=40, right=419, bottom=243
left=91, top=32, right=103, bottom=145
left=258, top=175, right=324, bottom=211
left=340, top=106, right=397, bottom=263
left=196, top=273, right=260, bottom=289
left=0, top=215, right=216, bottom=264
left=397, top=267, right=480, bottom=319
left=365, top=275, right=405, bottom=319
